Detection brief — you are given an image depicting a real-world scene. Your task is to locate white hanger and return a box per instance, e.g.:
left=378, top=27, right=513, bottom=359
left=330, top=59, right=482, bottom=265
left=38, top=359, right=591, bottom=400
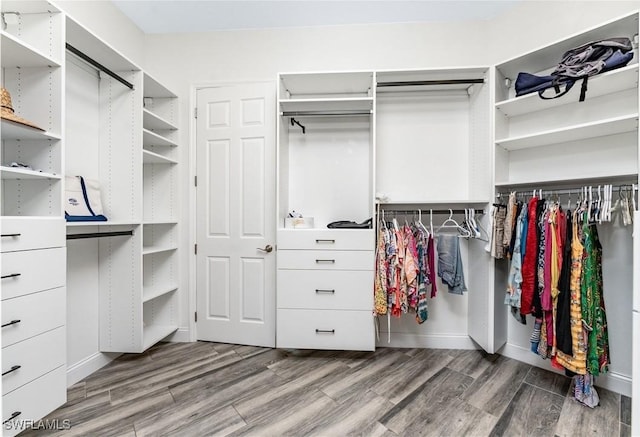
left=436, top=209, right=471, bottom=238
left=430, top=209, right=434, bottom=236
left=417, top=209, right=429, bottom=236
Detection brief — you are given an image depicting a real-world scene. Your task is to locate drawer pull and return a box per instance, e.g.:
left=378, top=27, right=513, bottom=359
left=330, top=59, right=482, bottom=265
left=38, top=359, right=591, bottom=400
left=315, top=289, right=335, bottom=294
left=315, top=329, right=335, bottom=334
left=1, top=233, right=21, bottom=238
left=315, top=259, right=335, bottom=264
left=315, top=239, right=335, bottom=243
left=2, top=365, right=21, bottom=376
left=3, top=411, right=21, bottom=425
left=1, top=320, right=21, bottom=328
left=1, top=273, right=21, bottom=279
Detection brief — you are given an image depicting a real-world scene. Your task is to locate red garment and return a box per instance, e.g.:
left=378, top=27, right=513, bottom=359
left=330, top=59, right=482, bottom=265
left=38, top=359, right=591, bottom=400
left=520, top=197, right=539, bottom=316
left=427, top=235, right=437, bottom=298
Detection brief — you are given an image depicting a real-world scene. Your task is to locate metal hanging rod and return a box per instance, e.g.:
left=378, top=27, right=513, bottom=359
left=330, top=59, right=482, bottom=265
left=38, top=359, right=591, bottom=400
left=281, top=111, right=371, bottom=117
left=376, top=79, right=485, bottom=88
left=67, top=230, right=134, bottom=240
left=65, top=44, right=134, bottom=90
left=379, top=208, right=486, bottom=215
left=496, top=183, right=638, bottom=198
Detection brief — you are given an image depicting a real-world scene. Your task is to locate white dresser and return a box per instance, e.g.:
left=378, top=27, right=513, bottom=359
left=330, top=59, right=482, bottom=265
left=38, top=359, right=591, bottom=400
left=276, top=229, right=375, bottom=351
left=1, top=218, right=67, bottom=436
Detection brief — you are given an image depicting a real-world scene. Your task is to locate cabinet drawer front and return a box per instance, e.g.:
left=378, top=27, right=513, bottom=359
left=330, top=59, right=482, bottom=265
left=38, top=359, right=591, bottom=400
left=1, top=218, right=65, bottom=253
left=2, top=366, right=67, bottom=437
left=2, top=327, right=65, bottom=395
left=277, top=309, right=374, bottom=351
left=1, top=248, right=66, bottom=300
left=277, top=250, right=374, bottom=270
left=2, top=287, right=65, bottom=348
left=277, top=270, right=373, bottom=310
left=278, top=229, right=373, bottom=250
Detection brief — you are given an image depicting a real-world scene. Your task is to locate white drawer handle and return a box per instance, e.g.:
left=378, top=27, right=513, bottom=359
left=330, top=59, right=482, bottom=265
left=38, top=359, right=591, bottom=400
left=315, top=239, right=335, bottom=243
left=2, top=365, right=21, bottom=376
left=1, top=233, right=21, bottom=238
left=315, top=289, right=335, bottom=294
left=3, top=411, right=21, bottom=425
left=315, top=259, right=335, bottom=264
left=1, top=320, right=21, bottom=328
left=315, top=329, right=335, bottom=334
left=1, top=273, right=21, bottom=279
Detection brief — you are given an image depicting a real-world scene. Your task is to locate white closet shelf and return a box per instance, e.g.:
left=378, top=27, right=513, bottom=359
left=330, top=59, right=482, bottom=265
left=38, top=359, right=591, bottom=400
left=495, top=12, right=638, bottom=79
left=143, top=220, right=178, bottom=225
left=377, top=199, right=489, bottom=206
left=280, top=71, right=373, bottom=97
left=0, top=30, right=61, bottom=68
left=280, top=98, right=373, bottom=113
left=142, top=325, right=178, bottom=351
left=143, top=129, right=177, bottom=147
left=142, top=286, right=177, bottom=303
left=142, top=245, right=177, bottom=255
left=142, top=150, right=178, bottom=165
left=143, top=73, right=177, bottom=98
left=496, top=64, right=639, bottom=117
left=0, top=167, right=60, bottom=180
left=143, top=109, right=178, bottom=131
left=1, top=120, right=61, bottom=141
left=495, top=173, right=638, bottom=190
left=496, top=113, right=639, bottom=151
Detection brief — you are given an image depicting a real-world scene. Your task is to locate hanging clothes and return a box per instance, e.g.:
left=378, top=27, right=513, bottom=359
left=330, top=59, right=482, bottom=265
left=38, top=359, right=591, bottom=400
left=436, top=234, right=467, bottom=294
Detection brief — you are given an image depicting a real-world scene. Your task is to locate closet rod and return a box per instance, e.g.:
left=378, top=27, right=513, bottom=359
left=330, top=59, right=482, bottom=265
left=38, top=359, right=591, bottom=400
left=65, top=44, right=134, bottom=90
left=496, top=183, right=638, bottom=198
left=376, top=79, right=485, bottom=88
left=281, top=111, right=371, bottom=117
left=66, top=230, right=133, bottom=240
left=380, top=208, right=485, bottom=215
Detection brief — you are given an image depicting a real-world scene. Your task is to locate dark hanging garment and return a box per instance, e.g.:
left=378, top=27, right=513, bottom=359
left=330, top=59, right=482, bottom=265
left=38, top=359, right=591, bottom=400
left=556, top=211, right=573, bottom=355
left=531, top=200, right=546, bottom=319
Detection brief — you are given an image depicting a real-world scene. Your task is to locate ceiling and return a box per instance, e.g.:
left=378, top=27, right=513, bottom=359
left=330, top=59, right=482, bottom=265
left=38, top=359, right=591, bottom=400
left=111, top=1, right=521, bottom=34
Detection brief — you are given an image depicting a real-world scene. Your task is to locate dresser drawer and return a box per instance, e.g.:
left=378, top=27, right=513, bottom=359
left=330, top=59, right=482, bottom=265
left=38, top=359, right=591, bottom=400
left=1, top=217, right=65, bottom=253
left=2, top=287, right=65, bottom=348
left=277, top=309, right=374, bottom=351
left=278, top=250, right=374, bottom=270
left=1, top=248, right=66, bottom=300
left=2, top=327, right=65, bottom=395
left=2, top=365, right=67, bottom=437
left=277, top=270, right=373, bottom=310
left=278, top=229, right=373, bottom=250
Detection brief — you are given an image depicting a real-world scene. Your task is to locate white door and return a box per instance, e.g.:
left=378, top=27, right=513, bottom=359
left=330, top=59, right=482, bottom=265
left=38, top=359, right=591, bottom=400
left=196, top=83, right=276, bottom=347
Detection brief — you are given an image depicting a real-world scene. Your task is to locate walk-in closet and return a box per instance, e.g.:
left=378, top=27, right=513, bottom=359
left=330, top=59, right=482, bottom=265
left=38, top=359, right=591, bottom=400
left=0, top=1, right=639, bottom=435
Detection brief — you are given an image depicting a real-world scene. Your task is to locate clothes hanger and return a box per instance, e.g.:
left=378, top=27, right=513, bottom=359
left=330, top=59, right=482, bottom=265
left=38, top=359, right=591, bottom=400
left=417, top=209, right=429, bottom=236
left=436, top=209, right=471, bottom=238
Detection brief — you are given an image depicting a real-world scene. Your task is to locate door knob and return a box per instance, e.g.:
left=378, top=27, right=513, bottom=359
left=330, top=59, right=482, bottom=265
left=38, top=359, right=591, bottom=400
left=257, top=244, right=273, bottom=253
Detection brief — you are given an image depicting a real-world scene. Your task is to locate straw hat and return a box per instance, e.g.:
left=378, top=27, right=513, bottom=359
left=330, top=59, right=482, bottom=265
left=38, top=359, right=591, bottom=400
left=1, top=87, right=44, bottom=131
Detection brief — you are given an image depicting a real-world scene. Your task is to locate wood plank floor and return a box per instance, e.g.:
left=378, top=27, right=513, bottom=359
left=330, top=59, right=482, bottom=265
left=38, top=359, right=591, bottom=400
left=24, top=342, right=631, bottom=436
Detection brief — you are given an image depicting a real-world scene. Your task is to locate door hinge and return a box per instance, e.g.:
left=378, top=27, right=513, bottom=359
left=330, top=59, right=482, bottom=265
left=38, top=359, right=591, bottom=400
left=194, top=107, right=198, bottom=119
left=194, top=244, right=198, bottom=255
left=195, top=312, right=198, bottom=322
left=194, top=175, right=197, bottom=187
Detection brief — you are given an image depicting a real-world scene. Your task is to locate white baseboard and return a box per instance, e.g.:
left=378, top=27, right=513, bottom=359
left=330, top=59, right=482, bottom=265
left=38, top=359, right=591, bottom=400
left=499, top=342, right=632, bottom=397
left=66, top=351, right=121, bottom=387
left=166, top=327, right=190, bottom=343
left=376, top=332, right=478, bottom=350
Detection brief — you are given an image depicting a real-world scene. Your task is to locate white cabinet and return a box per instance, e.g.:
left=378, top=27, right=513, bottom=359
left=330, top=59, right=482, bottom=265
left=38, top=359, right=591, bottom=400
left=0, top=1, right=66, bottom=432
left=276, top=72, right=375, bottom=351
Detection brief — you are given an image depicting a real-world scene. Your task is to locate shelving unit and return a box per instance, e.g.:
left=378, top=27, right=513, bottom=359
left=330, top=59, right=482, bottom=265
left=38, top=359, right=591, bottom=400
left=277, top=71, right=375, bottom=351
left=141, top=72, right=180, bottom=352
left=63, top=18, right=179, bottom=356
left=492, top=12, right=639, bottom=406
left=0, top=1, right=66, bottom=433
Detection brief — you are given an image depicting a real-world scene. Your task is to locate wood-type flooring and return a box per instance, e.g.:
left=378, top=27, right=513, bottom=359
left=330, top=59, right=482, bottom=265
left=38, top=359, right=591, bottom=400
left=22, top=342, right=632, bottom=436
